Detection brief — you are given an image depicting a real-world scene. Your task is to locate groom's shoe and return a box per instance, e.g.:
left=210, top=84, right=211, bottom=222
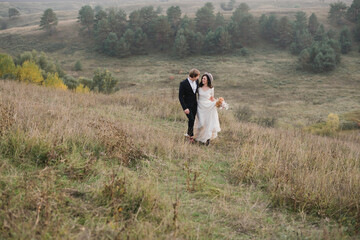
left=189, top=136, right=195, bottom=144
left=205, top=139, right=210, bottom=146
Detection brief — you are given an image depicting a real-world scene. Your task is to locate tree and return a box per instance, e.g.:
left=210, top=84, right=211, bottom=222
left=308, top=13, right=320, bottom=36
left=339, top=27, right=352, bottom=54
left=17, top=60, right=44, bottom=84
left=196, top=3, right=216, bottom=34
left=259, top=14, right=279, bottom=43
left=299, top=39, right=340, bottom=73
left=347, top=0, right=360, bottom=22
left=74, top=61, right=83, bottom=71
left=115, top=37, right=131, bottom=58
left=290, top=29, right=313, bottom=55
left=151, top=16, right=173, bottom=51
left=93, top=69, right=118, bottom=94
left=43, top=72, right=67, bottom=90
left=354, top=18, right=360, bottom=41
left=78, top=5, right=94, bottom=34
left=103, top=32, right=118, bottom=56
left=75, top=83, right=90, bottom=93
left=0, top=54, right=16, bottom=79
left=62, top=75, right=79, bottom=89
left=132, top=28, right=148, bottom=55
left=328, top=2, right=348, bottom=25
left=8, top=8, right=20, bottom=18
left=40, top=9, right=58, bottom=35
left=203, top=31, right=217, bottom=54
left=214, top=12, right=226, bottom=29
left=107, top=8, right=128, bottom=37
left=314, top=24, right=326, bottom=41
left=215, top=26, right=232, bottom=53
left=167, top=6, right=182, bottom=32
left=294, top=11, right=307, bottom=33
left=173, top=29, right=189, bottom=58
left=277, top=16, right=293, bottom=48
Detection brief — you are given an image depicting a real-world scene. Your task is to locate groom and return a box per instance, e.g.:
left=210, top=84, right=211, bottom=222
left=179, top=68, right=200, bottom=142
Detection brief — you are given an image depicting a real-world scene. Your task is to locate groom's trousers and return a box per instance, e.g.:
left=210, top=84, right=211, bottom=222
left=186, top=108, right=197, bottom=137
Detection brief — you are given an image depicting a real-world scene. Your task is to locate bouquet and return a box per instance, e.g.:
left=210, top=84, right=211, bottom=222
left=215, top=97, right=229, bottom=110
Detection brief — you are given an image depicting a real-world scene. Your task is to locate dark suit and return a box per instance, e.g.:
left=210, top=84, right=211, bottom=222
left=179, top=78, right=198, bottom=137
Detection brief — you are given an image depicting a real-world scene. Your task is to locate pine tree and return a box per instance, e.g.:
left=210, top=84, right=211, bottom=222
left=339, top=27, right=352, bottom=54
left=347, top=0, right=360, bottom=22
left=314, top=24, right=326, bottom=41
left=196, top=3, right=216, bottom=34
left=93, top=69, right=118, bottom=94
left=115, top=37, right=131, bottom=58
left=78, top=5, right=94, bottom=34
left=215, top=26, right=232, bottom=53
left=308, top=13, right=320, bottom=36
left=328, top=2, right=348, bottom=25
left=40, top=9, right=58, bottom=35
left=294, top=11, right=307, bottom=33
left=132, top=28, right=148, bottom=55
left=167, top=6, right=182, bottom=32
left=214, top=12, right=226, bottom=29
left=173, top=29, right=189, bottom=58
left=151, top=16, right=173, bottom=51
left=290, top=29, right=313, bottom=55
left=103, top=32, right=118, bottom=56
left=203, top=31, right=217, bottom=54
left=277, top=16, right=293, bottom=48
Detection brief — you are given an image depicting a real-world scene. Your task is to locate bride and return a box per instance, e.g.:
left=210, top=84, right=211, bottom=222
left=194, top=72, right=221, bottom=146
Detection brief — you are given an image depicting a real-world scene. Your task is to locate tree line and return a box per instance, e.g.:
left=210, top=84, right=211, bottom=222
left=73, top=1, right=360, bottom=72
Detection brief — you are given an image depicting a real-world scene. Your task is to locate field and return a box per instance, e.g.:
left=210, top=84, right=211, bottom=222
left=1, top=0, right=360, bottom=239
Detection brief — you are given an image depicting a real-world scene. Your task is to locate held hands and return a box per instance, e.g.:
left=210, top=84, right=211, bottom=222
left=184, top=109, right=190, bottom=115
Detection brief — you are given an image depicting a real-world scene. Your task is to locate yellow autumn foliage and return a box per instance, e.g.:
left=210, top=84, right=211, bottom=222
left=17, top=60, right=44, bottom=84
left=75, top=83, right=90, bottom=93
left=0, top=54, right=16, bottom=78
left=43, top=72, right=67, bottom=90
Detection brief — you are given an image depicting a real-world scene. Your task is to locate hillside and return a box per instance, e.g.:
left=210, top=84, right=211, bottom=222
left=0, top=80, right=359, bottom=239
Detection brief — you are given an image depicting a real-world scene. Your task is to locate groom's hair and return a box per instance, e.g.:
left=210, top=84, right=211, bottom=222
left=189, top=69, right=200, bottom=78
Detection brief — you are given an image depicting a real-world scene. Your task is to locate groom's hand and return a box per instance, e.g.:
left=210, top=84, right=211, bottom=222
left=184, top=109, right=190, bottom=115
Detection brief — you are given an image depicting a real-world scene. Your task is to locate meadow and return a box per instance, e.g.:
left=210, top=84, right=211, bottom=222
left=1, top=0, right=360, bottom=239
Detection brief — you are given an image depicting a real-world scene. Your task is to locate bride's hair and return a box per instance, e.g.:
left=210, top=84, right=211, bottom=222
left=199, top=74, right=213, bottom=88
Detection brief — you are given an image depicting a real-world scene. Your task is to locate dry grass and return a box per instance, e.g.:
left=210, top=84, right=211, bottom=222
left=0, top=79, right=359, bottom=238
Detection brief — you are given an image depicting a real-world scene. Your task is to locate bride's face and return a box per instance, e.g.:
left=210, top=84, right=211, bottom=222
left=202, top=76, right=208, bottom=86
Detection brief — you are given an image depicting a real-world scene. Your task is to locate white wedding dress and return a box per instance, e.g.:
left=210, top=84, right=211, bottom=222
left=195, top=87, right=221, bottom=143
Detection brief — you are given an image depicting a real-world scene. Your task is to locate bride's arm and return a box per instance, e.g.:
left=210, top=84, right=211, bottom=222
left=210, top=88, right=215, bottom=102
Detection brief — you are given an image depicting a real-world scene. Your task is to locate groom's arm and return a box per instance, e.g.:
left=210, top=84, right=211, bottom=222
left=179, top=82, right=188, bottom=113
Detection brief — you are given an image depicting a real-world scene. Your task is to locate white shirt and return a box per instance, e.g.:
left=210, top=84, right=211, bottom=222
left=187, top=78, right=197, bottom=94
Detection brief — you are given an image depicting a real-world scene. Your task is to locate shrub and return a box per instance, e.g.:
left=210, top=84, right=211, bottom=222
left=305, top=113, right=340, bottom=136
left=62, top=75, right=79, bottom=90
left=239, top=47, right=249, bottom=56
left=16, top=60, right=44, bottom=84
left=92, top=69, right=118, bottom=94
left=43, top=72, right=67, bottom=90
left=0, top=54, right=16, bottom=79
left=75, top=83, right=90, bottom=93
left=74, top=60, right=83, bottom=71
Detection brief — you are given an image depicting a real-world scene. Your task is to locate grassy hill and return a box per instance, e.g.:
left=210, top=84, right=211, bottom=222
left=0, top=79, right=359, bottom=239
left=1, top=1, right=360, bottom=238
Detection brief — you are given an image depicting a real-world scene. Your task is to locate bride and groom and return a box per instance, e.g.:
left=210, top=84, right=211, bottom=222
left=179, top=68, right=221, bottom=146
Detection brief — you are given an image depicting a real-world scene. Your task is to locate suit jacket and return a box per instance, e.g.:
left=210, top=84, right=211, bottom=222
left=179, top=78, right=198, bottom=111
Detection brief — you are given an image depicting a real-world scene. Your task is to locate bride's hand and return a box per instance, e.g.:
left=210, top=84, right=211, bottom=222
left=209, top=96, right=215, bottom=102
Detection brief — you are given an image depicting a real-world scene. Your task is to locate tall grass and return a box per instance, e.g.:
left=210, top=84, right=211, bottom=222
left=1, top=79, right=360, bottom=238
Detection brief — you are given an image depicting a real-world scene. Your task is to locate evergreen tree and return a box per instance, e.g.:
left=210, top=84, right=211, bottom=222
left=203, top=31, right=217, bottom=54
left=94, top=19, right=110, bottom=46
left=62, top=75, right=79, bottom=90
left=195, top=3, right=216, bottom=34
left=167, top=6, right=182, bottom=32
left=354, top=18, right=360, bottom=41
left=294, top=11, right=307, bottom=33
left=151, top=16, right=173, bottom=51
left=95, top=9, right=107, bottom=23
left=103, top=32, right=118, bottom=56
left=347, top=0, right=360, bottom=22
left=115, top=38, right=131, bottom=58
left=107, top=8, right=127, bottom=37
left=277, top=16, right=293, bottom=48
left=308, top=13, right=320, bottom=36
left=328, top=2, right=348, bottom=25
left=186, top=31, right=204, bottom=54
left=173, top=29, right=189, bottom=58
left=339, top=27, right=352, bottom=54
left=40, top=9, right=58, bottom=35
left=8, top=8, right=20, bottom=18
left=290, top=29, right=313, bottom=55
left=215, top=26, right=232, bottom=53
left=78, top=5, right=94, bottom=34
left=314, top=24, right=326, bottom=41
left=259, top=14, right=279, bottom=42
left=132, top=28, right=148, bottom=55
left=214, top=12, right=226, bottom=29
